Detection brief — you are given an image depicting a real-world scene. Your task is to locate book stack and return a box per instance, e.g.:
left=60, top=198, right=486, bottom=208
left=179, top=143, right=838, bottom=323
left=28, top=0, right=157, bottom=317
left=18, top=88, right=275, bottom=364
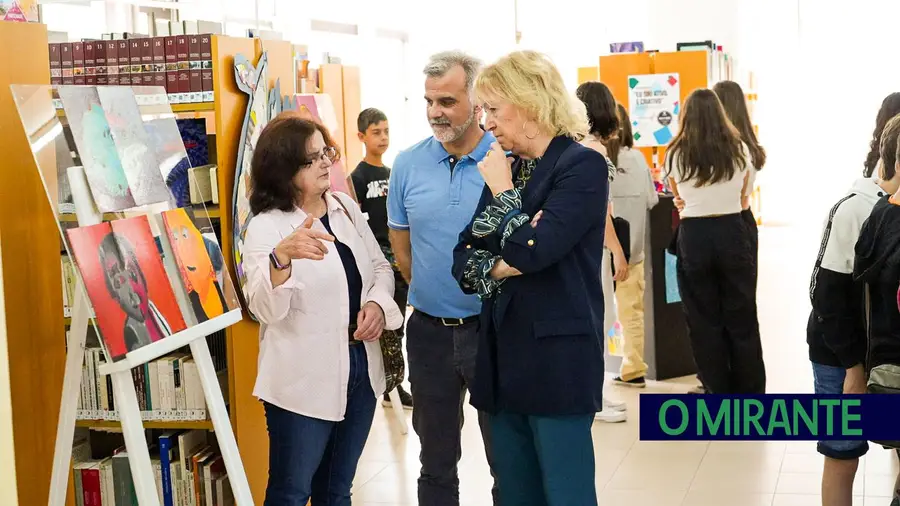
left=48, top=35, right=215, bottom=103
left=72, top=430, right=234, bottom=506
left=77, top=347, right=208, bottom=422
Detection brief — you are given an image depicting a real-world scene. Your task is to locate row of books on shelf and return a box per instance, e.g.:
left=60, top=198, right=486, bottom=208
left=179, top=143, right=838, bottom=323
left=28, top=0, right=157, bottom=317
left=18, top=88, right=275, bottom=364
left=72, top=429, right=232, bottom=506
left=77, top=346, right=208, bottom=422
left=49, top=35, right=215, bottom=103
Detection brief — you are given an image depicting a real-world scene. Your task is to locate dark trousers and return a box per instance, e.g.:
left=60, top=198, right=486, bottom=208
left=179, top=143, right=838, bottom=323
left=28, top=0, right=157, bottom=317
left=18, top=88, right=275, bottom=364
left=406, top=310, right=499, bottom=506
left=695, top=208, right=759, bottom=392
left=263, top=344, right=376, bottom=506
left=676, top=213, right=765, bottom=394
left=491, top=412, right=597, bottom=506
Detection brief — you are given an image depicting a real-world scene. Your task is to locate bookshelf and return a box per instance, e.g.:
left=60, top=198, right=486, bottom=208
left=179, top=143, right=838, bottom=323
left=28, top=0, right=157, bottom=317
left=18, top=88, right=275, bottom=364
left=3, top=24, right=364, bottom=506
left=76, top=419, right=214, bottom=430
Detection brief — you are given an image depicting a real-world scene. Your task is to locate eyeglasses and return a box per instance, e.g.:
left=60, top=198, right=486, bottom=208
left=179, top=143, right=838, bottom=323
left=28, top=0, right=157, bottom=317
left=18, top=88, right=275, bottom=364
left=303, top=146, right=338, bottom=167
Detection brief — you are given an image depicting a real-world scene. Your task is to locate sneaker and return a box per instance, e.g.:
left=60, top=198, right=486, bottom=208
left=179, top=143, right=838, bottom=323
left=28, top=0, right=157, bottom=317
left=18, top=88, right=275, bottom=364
left=603, top=397, right=627, bottom=412
left=614, top=376, right=646, bottom=388
left=688, top=385, right=708, bottom=394
left=595, top=409, right=627, bottom=423
left=382, top=385, right=414, bottom=410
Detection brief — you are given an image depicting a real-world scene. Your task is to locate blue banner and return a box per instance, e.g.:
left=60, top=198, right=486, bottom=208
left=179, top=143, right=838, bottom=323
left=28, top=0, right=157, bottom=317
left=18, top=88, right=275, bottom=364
left=639, top=394, right=900, bottom=441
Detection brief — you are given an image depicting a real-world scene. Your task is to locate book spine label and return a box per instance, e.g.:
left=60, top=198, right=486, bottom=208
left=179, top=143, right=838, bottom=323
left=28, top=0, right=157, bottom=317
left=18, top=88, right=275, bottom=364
left=118, top=41, right=131, bottom=85
left=72, top=42, right=85, bottom=85
left=61, top=43, right=74, bottom=85
left=200, top=34, right=213, bottom=102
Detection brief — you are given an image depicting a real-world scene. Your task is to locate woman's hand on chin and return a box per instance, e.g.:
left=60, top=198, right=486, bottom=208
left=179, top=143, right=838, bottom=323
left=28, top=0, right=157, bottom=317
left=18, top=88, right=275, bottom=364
left=478, top=142, right=515, bottom=196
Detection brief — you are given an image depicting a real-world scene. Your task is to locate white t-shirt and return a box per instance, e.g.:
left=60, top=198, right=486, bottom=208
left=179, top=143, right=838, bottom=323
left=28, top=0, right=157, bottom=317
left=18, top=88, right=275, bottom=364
left=669, top=143, right=752, bottom=218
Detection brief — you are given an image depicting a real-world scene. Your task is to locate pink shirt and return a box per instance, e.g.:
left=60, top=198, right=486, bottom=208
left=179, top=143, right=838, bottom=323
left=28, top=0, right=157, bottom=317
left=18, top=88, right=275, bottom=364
left=242, top=192, right=402, bottom=421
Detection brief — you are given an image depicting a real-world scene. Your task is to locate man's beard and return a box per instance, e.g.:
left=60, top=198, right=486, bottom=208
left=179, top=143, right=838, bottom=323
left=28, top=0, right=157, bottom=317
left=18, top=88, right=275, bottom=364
left=430, top=110, right=475, bottom=143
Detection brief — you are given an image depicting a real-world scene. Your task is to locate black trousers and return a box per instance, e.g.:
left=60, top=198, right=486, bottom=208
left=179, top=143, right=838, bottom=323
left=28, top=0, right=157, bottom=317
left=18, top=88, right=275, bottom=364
left=676, top=212, right=765, bottom=394
left=406, top=311, right=499, bottom=506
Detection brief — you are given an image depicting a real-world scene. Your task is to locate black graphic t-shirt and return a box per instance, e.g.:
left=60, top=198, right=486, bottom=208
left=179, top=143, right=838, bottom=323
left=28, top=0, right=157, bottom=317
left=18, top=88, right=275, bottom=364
left=351, top=161, right=391, bottom=249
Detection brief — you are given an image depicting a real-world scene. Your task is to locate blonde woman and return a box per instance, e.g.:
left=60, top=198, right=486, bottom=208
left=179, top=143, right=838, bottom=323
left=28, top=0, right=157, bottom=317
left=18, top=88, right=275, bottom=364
left=452, top=51, right=607, bottom=506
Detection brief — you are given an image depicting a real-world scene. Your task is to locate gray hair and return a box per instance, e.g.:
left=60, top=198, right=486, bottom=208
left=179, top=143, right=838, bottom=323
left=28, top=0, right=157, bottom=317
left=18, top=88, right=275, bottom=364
left=423, top=50, right=482, bottom=95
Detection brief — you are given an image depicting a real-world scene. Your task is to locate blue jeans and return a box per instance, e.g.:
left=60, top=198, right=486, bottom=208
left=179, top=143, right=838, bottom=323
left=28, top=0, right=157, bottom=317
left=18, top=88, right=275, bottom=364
left=490, top=411, right=597, bottom=506
left=263, top=344, right=377, bottom=506
left=811, top=362, right=868, bottom=459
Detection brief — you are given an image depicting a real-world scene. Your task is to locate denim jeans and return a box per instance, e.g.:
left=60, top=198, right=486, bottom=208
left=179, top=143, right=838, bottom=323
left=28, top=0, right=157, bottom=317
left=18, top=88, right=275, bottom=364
left=811, top=362, right=869, bottom=459
left=406, top=310, right=499, bottom=506
left=263, top=344, right=376, bottom=506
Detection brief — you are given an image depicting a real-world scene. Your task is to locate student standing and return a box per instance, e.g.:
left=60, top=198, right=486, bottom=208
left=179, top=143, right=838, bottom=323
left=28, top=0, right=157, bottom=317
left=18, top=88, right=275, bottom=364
left=607, top=104, right=659, bottom=388
left=351, top=107, right=414, bottom=409
left=387, top=51, right=498, bottom=506
left=810, top=109, right=900, bottom=506
left=666, top=88, right=764, bottom=395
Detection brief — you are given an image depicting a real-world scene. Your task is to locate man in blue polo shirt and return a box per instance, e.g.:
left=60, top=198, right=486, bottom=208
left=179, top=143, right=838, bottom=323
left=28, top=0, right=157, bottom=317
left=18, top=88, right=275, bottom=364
left=388, top=50, right=498, bottom=506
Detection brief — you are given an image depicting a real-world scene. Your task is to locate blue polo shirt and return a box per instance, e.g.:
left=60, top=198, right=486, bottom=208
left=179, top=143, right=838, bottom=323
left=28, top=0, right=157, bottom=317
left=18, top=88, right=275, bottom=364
left=387, top=132, right=494, bottom=318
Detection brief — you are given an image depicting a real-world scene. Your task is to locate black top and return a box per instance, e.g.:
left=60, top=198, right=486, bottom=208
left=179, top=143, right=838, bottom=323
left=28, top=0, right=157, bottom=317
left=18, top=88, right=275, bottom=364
left=351, top=161, right=391, bottom=249
left=321, top=213, right=362, bottom=325
left=854, top=197, right=900, bottom=371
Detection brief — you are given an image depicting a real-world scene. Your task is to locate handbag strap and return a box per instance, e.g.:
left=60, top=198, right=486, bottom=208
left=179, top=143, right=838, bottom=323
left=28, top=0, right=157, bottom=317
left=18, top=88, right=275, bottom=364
left=332, top=192, right=356, bottom=227
left=809, top=193, right=857, bottom=302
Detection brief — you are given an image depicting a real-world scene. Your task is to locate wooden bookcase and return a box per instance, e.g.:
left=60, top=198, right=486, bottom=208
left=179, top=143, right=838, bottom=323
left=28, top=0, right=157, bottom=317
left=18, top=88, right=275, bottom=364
left=1, top=23, right=363, bottom=505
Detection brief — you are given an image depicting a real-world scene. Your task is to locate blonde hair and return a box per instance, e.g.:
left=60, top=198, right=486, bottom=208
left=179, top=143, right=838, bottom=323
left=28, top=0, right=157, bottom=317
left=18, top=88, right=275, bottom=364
left=475, top=50, right=588, bottom=141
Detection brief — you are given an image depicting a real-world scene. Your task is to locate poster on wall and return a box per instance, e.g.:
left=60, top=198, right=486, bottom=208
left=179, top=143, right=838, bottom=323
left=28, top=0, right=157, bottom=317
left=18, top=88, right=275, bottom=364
left=628, top=73, right=680, bottom=147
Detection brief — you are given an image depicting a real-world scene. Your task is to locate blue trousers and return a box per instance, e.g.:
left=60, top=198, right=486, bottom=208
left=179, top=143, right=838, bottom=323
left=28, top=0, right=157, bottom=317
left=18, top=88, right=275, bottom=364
left=263, top=344, right=376, bottom=506
left=490, top=411, right=597, bottom=506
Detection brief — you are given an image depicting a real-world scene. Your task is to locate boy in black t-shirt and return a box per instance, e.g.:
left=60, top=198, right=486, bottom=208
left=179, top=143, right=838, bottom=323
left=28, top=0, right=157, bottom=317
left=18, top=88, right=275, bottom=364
left=351, top=108, right=413, bottom=409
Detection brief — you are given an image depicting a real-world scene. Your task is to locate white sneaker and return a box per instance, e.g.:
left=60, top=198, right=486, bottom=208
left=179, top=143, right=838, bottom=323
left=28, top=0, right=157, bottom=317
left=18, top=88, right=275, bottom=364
left=603, top=397, right=627, bottom=412
left=595, top=409, right=627, bottom=423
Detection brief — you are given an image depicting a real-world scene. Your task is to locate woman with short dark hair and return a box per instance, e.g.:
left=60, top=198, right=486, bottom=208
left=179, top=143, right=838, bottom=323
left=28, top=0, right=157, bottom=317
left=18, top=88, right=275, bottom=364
left=242, top=114, right=403, bottom=506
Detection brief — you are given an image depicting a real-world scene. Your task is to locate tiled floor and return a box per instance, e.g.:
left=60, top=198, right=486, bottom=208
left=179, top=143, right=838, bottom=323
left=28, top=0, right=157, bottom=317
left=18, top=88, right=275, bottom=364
left=349, top=224, right=900, bottom=505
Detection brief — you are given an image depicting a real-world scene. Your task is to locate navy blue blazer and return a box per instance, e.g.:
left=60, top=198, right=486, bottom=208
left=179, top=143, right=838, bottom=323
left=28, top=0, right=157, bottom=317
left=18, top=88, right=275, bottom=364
left=452, top=135, right=609, bottom=416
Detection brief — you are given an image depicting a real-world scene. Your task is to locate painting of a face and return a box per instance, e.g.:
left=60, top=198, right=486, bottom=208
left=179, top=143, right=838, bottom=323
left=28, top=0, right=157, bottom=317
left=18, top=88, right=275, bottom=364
left=101, top=241, right=147, bottom=321
left=164, top=208, right=224, bottom=320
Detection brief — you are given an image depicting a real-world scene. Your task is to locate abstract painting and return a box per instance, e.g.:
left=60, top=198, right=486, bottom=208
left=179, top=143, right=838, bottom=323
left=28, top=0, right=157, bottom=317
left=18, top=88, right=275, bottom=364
left=97, top=87, right=172, bottom=207
left=58, top=87, right=136, bottom=212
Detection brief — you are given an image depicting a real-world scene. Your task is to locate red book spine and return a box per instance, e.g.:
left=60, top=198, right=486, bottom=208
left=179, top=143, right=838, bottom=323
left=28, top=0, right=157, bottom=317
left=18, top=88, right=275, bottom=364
left=117, top=40, right=130, bottom=85
left=164, top=36, right=178, bottom=100
left=61, top=43, right=74, bottom=85
left=72, top=42, right=85, bottom=85
left=129, top=39, right=142, bottom=86
left=152, top=37, right=166, bottom=92
left=140, top=38, right=154, bottom=87
left=94, top=42, right=107, bottom=86
left=188, top=35, right=201, bottom=102
left=82, top=468, right=101, bottom=506
left=49, top=43, right=61, bottom=85
left=105, top=41, right=118, bottom=85
left=176, top=36, right=190, bottom=99
left=84, top=41, right=96, bottom=85
left=200, top=34, right=213, bottom=101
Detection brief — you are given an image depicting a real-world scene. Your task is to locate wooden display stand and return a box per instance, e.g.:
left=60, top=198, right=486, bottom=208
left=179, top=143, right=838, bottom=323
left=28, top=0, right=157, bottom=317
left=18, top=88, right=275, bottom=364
left=0, top=21, right=66, bottom=506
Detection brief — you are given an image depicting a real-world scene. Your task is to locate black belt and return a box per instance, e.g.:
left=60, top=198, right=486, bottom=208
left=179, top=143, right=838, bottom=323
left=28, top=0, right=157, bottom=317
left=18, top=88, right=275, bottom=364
left=416, top=310, right=479, bottom=327
left=348, top=324, right=362, bottom=345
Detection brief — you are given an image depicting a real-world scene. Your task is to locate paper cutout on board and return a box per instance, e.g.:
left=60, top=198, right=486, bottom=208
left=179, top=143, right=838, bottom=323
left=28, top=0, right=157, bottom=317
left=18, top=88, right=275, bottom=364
left=66, top=216, right=187, bottom=361
left=664, top=251, right=681, bottom=304
left=607, top=321, right=624, bottom=357
left=291, top=94, right=352, bottom=195
left=231, top=52, right=274, bottom=309
left=58, top=87, right=136, bottom=212
left=628, top=73, right=680, bottom=148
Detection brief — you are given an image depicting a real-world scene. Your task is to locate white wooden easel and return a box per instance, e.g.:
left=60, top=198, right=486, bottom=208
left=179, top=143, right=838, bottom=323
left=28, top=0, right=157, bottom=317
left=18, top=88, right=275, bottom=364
left=48, top=167, right=253, bottom=506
